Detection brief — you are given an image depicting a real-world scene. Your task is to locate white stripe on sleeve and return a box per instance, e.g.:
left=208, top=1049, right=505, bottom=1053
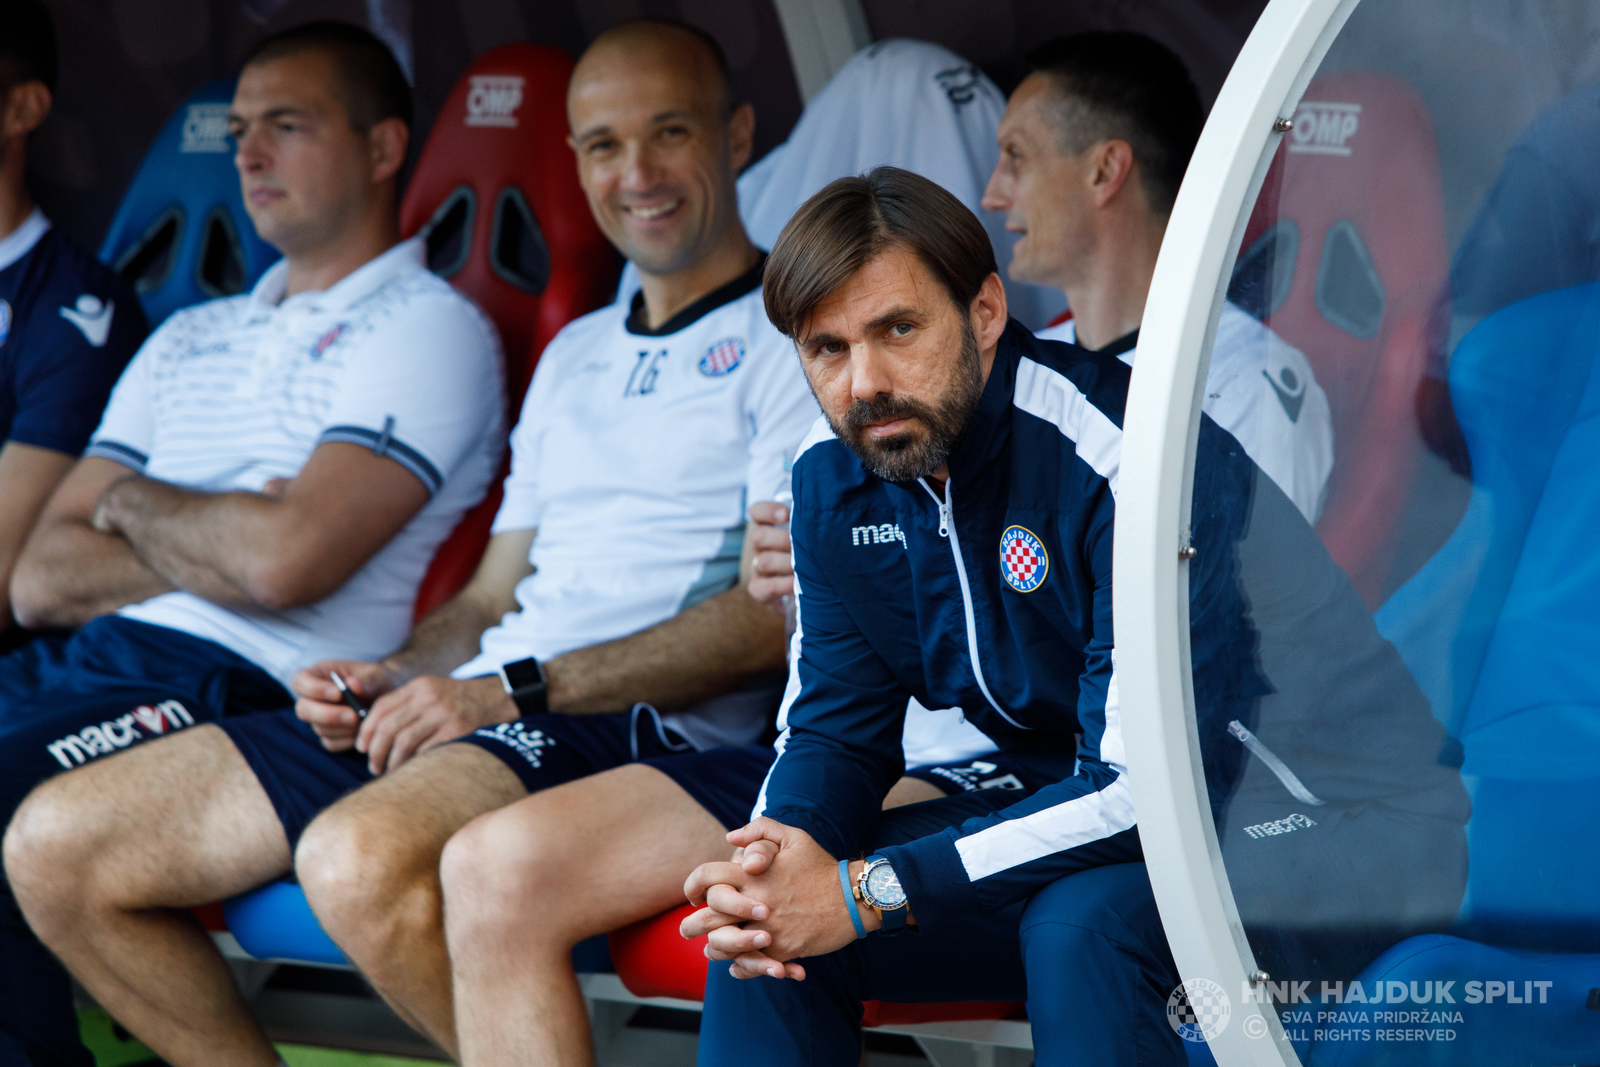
left=1012, top=357, right=1123, bottom=495
left=954, top=648, right=1130, bottom=880
left=953, top=773, right=1137, bottom=882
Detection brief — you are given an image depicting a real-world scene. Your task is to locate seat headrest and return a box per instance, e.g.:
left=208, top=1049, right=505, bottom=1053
left=400, top=43, right=617, bottom=402
left=1232, top=71, right=1446, bottom=335
left=98, top=78, right=281, bottom=327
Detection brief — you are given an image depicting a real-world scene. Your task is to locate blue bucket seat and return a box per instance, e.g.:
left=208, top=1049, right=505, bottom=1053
left=98, top=78, right=279, bottom=326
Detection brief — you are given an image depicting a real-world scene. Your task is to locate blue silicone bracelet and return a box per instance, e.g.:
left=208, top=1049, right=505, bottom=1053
left=838, top=859, right=867, bottom=939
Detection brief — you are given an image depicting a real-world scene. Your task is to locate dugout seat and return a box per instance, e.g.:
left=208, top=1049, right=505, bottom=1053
left=608, top=904, right=1024, bottom=1029
left=1228, top=72, right=1447, bottom=605
left=401, top=42, right=618, bottom=620
left=1307, top=283, right=1600, bottom=1064
left=98, top=79, right=280, bottom=327
left=219, top=44, right=617, bottom=970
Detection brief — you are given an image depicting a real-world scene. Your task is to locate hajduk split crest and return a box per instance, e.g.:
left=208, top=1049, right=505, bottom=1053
left=1000, top=525, right=1048, bottom=592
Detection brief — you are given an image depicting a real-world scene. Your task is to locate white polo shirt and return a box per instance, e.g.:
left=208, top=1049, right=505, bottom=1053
left=902, top=301, right=1336, bottom=771
left=89, top=238, right=504, bottom=686
left=452, top=260, right=820, bottom=750
left=1037, top=301, right=1334, bottom=523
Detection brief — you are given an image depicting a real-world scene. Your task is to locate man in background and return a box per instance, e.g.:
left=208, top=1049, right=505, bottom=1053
left=0, top=0, right=146, bottom=644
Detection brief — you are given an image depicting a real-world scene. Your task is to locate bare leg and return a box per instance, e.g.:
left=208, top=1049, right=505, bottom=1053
left=442, top=763, right=729, bottom=1067
left=3, top=725, right=290, bottom=1067
left=883, top=776, right=946, bottom=808
left=294, top=743, right=524, bottom=1056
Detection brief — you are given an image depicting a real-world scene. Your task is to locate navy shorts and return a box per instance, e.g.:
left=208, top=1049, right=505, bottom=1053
left=903, top=751, right=1064, bottom=797
left=0, top=616, right=290, bottom=820
left=219, top=703, right=776, bottom=849
left=457, top=706, right=775, bottom=831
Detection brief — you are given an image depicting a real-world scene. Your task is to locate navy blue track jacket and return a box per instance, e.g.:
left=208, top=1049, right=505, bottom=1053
left=756, top=322, right=1469, bottom=931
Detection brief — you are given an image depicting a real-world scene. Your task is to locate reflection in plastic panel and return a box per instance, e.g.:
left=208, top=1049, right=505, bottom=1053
left=1198, top=2, right=1600, bottom=1062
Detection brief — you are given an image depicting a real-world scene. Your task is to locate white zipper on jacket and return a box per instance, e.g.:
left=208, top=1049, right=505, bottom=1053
left=1227, top=720, right=1325, bottom=806
left=919, top=477, right=1030, bottom=731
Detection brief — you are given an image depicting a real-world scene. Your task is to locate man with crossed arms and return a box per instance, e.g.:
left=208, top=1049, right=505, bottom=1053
left=2, top=23, right=503, bottom=1067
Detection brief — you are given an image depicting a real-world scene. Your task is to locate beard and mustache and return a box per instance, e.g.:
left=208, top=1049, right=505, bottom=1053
left=825, top=318, right=986, bottom=483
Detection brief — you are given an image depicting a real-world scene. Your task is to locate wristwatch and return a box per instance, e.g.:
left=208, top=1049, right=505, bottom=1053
left=855, top=854, right=910, bottom=931
left=498, top=656, right=548, bottom=717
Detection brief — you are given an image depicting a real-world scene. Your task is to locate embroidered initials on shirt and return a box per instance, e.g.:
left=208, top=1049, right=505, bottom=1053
left=625, top=349, right=667, bottom=396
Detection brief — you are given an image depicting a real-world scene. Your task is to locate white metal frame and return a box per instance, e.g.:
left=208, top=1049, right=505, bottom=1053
left=1114, top=0, right=1362, bottom=1064
left=771, top=0, right=873, bottom=102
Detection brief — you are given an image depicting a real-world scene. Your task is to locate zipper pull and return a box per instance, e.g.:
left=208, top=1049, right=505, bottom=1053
left=938, top=502, right=950, bottom=538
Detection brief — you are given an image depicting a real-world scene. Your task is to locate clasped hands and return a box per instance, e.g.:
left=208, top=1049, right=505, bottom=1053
left=680, top=817, right=876, bottom=981
left=291, top=660, right=516, bottom=775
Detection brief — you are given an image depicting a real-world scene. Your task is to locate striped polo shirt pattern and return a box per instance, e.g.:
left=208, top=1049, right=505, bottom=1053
left=88, top=238, right=505, bottom=685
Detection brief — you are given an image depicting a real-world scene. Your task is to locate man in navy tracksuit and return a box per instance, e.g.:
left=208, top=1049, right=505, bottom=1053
left=681, top=168, right=1470, bottom=1065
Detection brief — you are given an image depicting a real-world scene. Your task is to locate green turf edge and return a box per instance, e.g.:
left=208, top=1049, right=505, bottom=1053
left=79, top=1008, right=443, bottom=1067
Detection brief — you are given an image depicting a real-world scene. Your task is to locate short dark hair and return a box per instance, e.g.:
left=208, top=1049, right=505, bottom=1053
left=592, top=18, right=734, bottom=118
left=0, top=0, right=57, bottom=93
left=1023, top=32, right=1203, bottom=216
left=242, top=20, right=411, bottom=133
left=764, top=166, right=998, bottom=340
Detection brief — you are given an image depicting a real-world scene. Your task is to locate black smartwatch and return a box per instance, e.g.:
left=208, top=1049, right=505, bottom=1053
left=498, top=656, right=548, bottom=716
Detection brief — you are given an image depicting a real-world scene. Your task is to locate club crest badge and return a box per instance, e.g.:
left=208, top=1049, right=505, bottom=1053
left=1000, top=525, right=1048, bottom=593
left=699, top=337, right=745, bottom=376
left=311, top=323, right=345, bottom=360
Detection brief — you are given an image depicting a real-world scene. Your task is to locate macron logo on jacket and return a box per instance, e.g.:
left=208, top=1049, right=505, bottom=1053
left=851, top=522, right=906, bottom=548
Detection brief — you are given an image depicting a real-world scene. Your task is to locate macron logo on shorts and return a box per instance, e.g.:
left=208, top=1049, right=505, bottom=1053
left=45, top=700, right=195, bottom=769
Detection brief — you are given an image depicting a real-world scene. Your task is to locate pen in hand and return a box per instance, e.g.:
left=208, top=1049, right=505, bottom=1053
left=329, top=670, right=370, bottom=719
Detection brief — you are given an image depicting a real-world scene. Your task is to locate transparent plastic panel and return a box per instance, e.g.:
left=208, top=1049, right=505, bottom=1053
left=1188, top=3, right=1600, bottom=1063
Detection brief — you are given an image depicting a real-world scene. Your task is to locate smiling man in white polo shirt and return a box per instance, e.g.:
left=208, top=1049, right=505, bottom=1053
left=0, top=22, right=502, bottom=1067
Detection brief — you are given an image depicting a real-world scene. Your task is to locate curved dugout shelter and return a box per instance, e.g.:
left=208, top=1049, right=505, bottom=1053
left=1122, top=0, right=1600, bottom=1064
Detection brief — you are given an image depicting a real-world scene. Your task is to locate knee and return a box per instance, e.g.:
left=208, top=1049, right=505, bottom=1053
left=296, top=801, right=440, bottom=955
left=4, top=778, right=98, bottom=922
left=439, top=808, right=569, bottom=943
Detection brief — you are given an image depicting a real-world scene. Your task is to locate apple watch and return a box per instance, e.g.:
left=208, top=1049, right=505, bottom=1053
left=498, top=656, right=548, bottom=717
left=855, top=854, right=909, bottom=931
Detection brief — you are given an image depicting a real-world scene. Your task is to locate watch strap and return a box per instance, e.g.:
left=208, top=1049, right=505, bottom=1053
left=499, top=657, right=548, bottom=717
left=838, top=860, right=867, bottom=939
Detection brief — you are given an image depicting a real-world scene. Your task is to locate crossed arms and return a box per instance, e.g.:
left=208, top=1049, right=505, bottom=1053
left=10, top=444, right=432, bottom=628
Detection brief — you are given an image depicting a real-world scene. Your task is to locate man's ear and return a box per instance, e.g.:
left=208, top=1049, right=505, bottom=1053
left=1089, top=139, right=1136, bottom=209
left=971, top=271, right=1009, bottom=351
left=368, top=116, right=409, bottom=185
left=726, top=102, right=756, bottom=174
left=2, top=81, right=52, bottom=141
